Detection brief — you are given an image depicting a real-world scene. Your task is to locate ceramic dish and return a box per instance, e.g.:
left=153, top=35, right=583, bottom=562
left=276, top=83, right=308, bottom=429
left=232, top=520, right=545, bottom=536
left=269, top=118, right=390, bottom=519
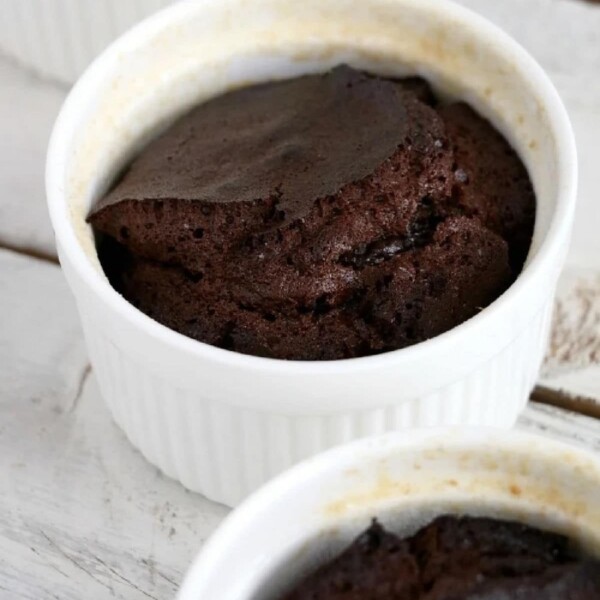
left=0, top=0, right=174, bottom=85
left=47, top=0, right=576, bottom=506
left=178, top=429, right=600, bottom=599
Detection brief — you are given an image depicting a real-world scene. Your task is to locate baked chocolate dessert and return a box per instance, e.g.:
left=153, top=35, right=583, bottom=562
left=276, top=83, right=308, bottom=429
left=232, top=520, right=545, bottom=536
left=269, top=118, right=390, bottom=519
left=90, top=66, right=535, bottom=360
left=280, top=516, right=600, bottom=599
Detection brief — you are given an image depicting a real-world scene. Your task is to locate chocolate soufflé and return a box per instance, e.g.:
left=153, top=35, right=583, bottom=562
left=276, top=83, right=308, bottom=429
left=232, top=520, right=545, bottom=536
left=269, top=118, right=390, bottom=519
left=280, top=516, right=600, bottom=599
left=89, top=66, right=535, bottom=360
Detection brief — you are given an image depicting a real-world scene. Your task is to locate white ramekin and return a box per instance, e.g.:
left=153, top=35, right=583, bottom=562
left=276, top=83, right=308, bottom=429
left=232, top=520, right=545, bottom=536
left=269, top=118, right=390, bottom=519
left=46, top=0, right=577, bottom=507
left=0, top=0, right=174, bottom=85
left=178, top=429, right=600, bottom=599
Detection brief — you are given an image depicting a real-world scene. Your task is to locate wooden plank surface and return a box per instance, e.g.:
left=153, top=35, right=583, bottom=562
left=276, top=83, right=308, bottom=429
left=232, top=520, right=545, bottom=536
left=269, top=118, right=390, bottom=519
left=0, top=59, right=65, bottom=259
left=1, top=374, right=228, bottom=600
left=0, top=250, right=88, bottom=409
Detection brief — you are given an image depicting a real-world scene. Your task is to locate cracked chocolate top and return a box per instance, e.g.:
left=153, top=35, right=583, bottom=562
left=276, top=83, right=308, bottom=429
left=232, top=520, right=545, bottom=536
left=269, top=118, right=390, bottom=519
left=95, top=67, right=440, bottom=219
left=89, top=66, right=535, bottom=360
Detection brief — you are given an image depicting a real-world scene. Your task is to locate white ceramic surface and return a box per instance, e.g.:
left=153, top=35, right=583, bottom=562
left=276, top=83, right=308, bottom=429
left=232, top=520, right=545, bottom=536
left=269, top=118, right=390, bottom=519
left=0, top=0, right=174, bottom=85
left=46, top=0, right=576, bottom=506
left=178, top=429, right=600, bottom=599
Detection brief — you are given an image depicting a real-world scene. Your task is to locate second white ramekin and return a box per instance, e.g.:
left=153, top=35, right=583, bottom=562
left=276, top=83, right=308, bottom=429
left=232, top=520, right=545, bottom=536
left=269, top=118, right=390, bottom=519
left=0, top=0, right=174, bottom=85
left=46, top=0, right=577, bottom=506
left=178, top=429, right=600, bottom=599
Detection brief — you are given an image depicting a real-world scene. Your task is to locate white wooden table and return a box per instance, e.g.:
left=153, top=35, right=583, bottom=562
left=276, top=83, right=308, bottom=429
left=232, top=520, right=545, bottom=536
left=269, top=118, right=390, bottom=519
left=1, top=1, right=599, bottom=598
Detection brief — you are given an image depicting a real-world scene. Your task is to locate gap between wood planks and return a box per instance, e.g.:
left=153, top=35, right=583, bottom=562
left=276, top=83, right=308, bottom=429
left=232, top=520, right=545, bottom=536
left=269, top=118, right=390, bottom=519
left=0, top=49, right=71, bottom=92
left=531, top=385, right=600, bottom=420
left=3, top=237, right=599, bottom=422
left=0, top=240, right=58, bottom=265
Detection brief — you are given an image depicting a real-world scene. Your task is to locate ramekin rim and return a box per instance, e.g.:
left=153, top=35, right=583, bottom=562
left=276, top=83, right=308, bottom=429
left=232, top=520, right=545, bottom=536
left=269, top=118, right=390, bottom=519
left=177, top=427, right=599, bottom=598
left=46, top=0, right=577, bottom=377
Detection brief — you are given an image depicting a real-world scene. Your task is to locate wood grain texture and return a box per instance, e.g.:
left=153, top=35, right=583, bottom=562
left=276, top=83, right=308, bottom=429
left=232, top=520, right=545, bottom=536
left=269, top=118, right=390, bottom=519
left=520, top=402, right=600, bottom=452
left=1, top=375, right=228, bottom=600
left=0, top=249, right=88, bottom=409
left=540, top=268, right=600, bottom=406
left=0, top=59, right=65, bottom=258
